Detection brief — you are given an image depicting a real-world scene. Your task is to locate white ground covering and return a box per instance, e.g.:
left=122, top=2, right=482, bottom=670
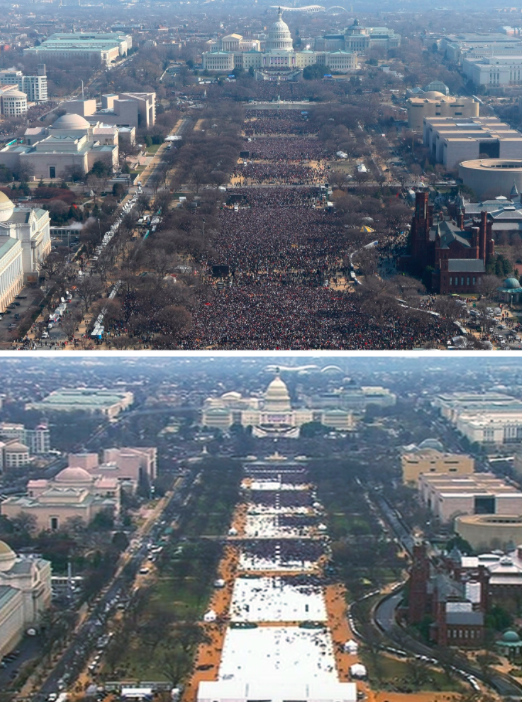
left=244, top=513, right=314, bottom=538
left=218, top=627, right=337, bottom=684
left=230, top=577, right=326, bottom=622
left=239, top=551, right=315, bottom=572
left=249, top=480, right=309, bottom=491
left=198, top=679, right=357, bottom=702
left=247, top=505, right=311, bottom=515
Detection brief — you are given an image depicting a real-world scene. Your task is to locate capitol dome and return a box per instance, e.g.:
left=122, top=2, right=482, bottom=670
left=266, top=9, right=294, bottom=52
left=51, top=113, right=90, bottom=131
left=55, top=466, right=92, bottom=483
left=0, top=541, right=16, bottom=572
left=0, top=190, right=15, bottom=223
left=264, top=371, right=292, bottom=412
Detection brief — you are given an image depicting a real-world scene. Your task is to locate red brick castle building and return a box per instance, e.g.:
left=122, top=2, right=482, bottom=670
left=404, top=191, right=494, bottom=294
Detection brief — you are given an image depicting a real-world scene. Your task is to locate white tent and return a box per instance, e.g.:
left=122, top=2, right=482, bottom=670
left=349, top=663, right=367, bottom=679
left=214, top=578, right=226, bottom=588
left=344, top=640, right=358, bottom=654
left=204, top=609, right=217, bottom=622
left=228, top=527, right=238, bottom=536
left=121, top=689, right=153, bottom=700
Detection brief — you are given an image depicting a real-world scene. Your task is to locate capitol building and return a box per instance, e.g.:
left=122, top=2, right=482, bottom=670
left=202, top=9, right=358, bottom=79
left=202, top=371, right=354, bottom=438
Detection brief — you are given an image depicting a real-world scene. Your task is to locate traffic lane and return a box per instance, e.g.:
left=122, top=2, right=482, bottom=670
left=37, top=484, right=191, bottom=696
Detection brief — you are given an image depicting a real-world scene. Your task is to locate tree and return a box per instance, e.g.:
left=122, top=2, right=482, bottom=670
left=10, top=511, right=37, bottom=536
left=477, top=274, right=501, bottom=300
left=76, top=276, right=104, bottom=313
left=160, top=640, right=192, bottom=686
left=17, top=162, right=35, bottom=184
left=303, top=64, right=328, bottom=80
left=112, top=531, right=130, bottom=552
left=62, top=164, right=84, bottom=183
left=89, top=159, right=112, bottom=178
left=300, top=421, right=326, bottom=438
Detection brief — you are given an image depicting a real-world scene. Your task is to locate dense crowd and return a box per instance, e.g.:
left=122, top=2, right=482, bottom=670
left=210, top=188, right=342, bottom=272
left=242, top=539, right=325, bottom=563
left=181, top=283, right=454, bottom=350
left=233, top=162, right=325, bottom=185
left=250, top=489, right=312, bottom=507
left=248, top=137, right=329, bottom=160
left=245, top=112, right=316, bottom=136
left=172, top=183, right=455, bottom=350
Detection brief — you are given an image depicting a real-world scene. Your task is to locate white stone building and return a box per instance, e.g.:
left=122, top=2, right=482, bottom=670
left=0, top=67, right=48, bottom=103
left=62, top=93, right=155, bottom=130
left=423, top=116, right=522, bottom=170
left=0, top=84, right=28, bottom=118
left=24, top=32, right=132, bottom=68
left=1, top=466, right=121, bottom=531
left=407, top=92, right=480, bottom=132
left=433, top=391, right=522, bottom=446
left=0, top=423, right=51, bottom=455
left=0, top=191, right=51, bottom=310
left=0, top=541, right=52, bottom=658
left=0, top=236, right=23, bottom=313
left=202, top=372, right=353, bottom=438
left=203, top=10, right=357, bottom=78
left=315, top=18, right=400, bottom=53
left=463, top=55, right=522, bottom=88
left=0, top=113, right=119, bottom=181
left=419, top=472, right=522, bottom=523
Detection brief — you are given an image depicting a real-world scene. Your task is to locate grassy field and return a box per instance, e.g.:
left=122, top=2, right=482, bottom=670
left=151, top=575, right=206, bottom=619
left=359, top=651, right=464, bottom=693
left=147, top=144, right=162, bottom=154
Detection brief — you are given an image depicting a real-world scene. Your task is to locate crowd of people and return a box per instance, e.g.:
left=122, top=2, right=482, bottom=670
left=209, top=188, right=343, bottom=272
left=181, top=281, right=455, bottom=350
left=248, top=137, right=329, bottom=160
left=232, top=162, right=326, bottom=185
left=245, top=111, right=316, bottom=136
left=159, top=108, right=454, bottom=350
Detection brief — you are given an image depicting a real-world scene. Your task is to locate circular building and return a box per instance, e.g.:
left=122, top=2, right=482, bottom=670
left=455, top=514, right=522, bottom=551
left=264, top=373, right=292, bottom=412
left=418, top=438, right=445, bottom=452
left=51, top=113, right=91, bottom=131
left=55, top=466, right=93, bottom=484
left=4, top=441, right=30, bottom=469
left=496, top=630, right=522, bottom=658
left=498, top=277, right=522, bottom=304
left=265, top=9, right=294, bottom=51
left=459, top=159, right=522, bottom=199
left=0, top=191, right=15, bottom=222
left=1, top=89, right=27, bottom=118
left=0, top=541, right=16, bottom=572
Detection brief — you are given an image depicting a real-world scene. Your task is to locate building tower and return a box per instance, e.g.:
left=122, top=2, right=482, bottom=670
left=265, top=8, right=294, bottom=52
left=407, top=543, right=430, bottom=624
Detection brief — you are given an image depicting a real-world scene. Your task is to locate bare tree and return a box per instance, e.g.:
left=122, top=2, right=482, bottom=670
left=477, top=274, right=501, bottom=300
left=76, top=276, right=104, bottom=313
